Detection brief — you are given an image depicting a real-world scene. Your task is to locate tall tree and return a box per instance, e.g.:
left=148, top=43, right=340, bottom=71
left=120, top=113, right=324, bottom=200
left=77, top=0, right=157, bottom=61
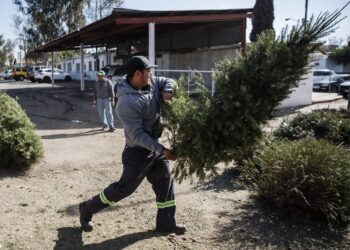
left=85, top=0, right=124, bottom=23
left=13, top=0, right=85, bottom=42
left=250, top=0, right=275, bottom=42
left=13, top=0, right=123, bottom=64
left=0, top=36, right=15, bottom=67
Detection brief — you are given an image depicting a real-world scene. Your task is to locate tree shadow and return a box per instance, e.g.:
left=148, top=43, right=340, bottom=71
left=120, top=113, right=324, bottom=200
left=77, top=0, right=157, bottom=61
left=53, top=227, right=158, bottom=250
left=41, top=129, right=112, bottom=139
left=214, top=198, right=350, bottom=249
left=194, top=167, right=246, bottom=192
left=0, top=168, right=28, bottom=181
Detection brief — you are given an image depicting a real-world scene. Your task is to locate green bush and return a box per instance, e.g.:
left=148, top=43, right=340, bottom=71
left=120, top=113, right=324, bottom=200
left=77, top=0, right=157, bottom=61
left=244, top=138, right=350, bottom=227
left=274, top=109, right=350, bottom=146
left=0, top=91, right=43, bottom=170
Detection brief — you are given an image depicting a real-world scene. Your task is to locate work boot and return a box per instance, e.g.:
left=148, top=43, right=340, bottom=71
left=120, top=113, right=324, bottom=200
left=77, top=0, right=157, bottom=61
left=108, top=127, right=115, bottom=132
left=155, top=224, right=187, bottom=235
left=79, top=202, right=93, bottom=232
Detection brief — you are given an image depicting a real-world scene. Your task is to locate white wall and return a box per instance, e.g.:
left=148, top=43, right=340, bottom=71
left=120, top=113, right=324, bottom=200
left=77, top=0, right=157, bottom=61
left=279, top=69, right=313, bottom=108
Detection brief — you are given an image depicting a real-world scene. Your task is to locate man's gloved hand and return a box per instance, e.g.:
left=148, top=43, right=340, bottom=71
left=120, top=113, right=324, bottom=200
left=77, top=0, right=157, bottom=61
left=162, top=92, right=173, bottom=103
left=162, top=148, right=176, bottom=161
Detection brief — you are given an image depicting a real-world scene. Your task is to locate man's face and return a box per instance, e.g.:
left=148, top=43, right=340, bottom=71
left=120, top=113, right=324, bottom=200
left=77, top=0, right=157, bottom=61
left=140, top=68, right=151, bottom=87
left=97, top=75, right=105, bottom=81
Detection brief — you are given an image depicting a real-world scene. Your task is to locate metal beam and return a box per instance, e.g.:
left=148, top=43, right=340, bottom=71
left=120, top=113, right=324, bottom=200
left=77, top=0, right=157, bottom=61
left=148, top=22, right=155, bottom=74
left=240, top=18, right=247, bottom=54
left=51, top=51, right=55, bottom=87
left=80, top=44, right=85, bottom=91
left=116, top=13, right=250, bottom=24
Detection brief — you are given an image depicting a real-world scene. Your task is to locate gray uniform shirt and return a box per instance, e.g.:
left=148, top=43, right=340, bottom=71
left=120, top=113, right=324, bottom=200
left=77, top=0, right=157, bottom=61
left=93, top=78, right=114, bottom=99
left=116, top=76, right=176, bottom=153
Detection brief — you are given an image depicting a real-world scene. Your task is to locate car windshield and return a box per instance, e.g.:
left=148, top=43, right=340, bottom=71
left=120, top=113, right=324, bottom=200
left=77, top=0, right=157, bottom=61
left=314, top=71, right=331, bottom=76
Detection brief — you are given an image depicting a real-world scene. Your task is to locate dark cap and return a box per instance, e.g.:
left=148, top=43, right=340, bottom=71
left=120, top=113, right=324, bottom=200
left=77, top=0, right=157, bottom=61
left=125, top=56, right=157, bottom=76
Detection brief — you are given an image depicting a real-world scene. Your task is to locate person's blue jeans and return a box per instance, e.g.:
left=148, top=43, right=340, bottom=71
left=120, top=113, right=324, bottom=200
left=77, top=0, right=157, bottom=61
left=97, top=98, right=114, bottom=128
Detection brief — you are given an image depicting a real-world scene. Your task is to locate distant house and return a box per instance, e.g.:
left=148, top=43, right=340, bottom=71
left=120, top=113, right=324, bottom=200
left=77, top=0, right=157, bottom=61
left=312, top=51, right=350, bottom=74
left=57, top=50, right=120, bottom=81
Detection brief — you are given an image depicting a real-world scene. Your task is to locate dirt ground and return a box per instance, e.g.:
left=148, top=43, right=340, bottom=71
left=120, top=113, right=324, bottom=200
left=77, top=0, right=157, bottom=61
left=0, top=80, right=349, bottom=250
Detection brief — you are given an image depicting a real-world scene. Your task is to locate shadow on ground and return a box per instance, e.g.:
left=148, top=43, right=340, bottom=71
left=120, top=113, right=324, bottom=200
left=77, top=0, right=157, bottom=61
left=53, top=227, right=158, bottom=250
left=195, top=167, right=245, bottom=192
left=0, top=168, right=28, bottom=181
left=40, top=129, right=112, bottom=139
left=214, top=198, right=350, bottom=249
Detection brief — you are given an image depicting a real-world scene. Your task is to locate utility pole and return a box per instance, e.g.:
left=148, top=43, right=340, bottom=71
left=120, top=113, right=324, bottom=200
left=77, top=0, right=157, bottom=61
left=304, top=0, right=308, bottom=24
left=19, top=35, right=22, bottom=68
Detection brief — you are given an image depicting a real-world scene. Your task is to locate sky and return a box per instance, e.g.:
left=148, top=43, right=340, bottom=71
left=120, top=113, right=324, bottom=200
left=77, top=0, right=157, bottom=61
left=1, top=0, right=350, bottom=56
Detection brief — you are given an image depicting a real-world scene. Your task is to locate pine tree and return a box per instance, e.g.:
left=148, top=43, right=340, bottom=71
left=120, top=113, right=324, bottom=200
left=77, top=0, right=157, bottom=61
left=250, top=0, right=275, bottom=42
left=164, top=9, right=346, bottom=182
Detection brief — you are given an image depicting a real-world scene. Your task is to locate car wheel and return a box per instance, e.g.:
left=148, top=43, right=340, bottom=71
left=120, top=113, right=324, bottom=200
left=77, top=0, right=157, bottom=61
left=65, top=76, right=72, bottom=82
left=30, top=77, right=35, bottom=82
left=43, top=76, right=51, bottom=83
left=19, top=76, right=24, bottom=81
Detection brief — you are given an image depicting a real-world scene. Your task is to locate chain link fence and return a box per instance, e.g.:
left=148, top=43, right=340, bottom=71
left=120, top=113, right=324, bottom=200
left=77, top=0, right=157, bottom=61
left=154, top=69, right=215, bottom=96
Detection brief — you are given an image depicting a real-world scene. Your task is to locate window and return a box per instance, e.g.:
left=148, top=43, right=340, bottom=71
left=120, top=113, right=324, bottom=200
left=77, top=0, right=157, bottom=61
left=63, top=63, right=66, bottom=72
left=76, top=63, right=80, bottom=73
left=84, top=64, right=86, bottom=70
left=68, top=63, right=72, bottom=73
left=57, top=65, right=61, bottom=70
left=102, top=60, right=105, bottom=67
left=89, top=61, right=92, bottom=71
left=94, top=61, right=98, bottom=71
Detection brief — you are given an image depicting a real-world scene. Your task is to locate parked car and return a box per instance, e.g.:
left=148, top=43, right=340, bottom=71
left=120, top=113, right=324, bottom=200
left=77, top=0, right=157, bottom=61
left=35, top=68, right=72, bottom=83
left=0, top=70, right=12, bottom=80
left=27, top=66, right=50, bottom=82
left=313, top=69, right=344, bottom=92
left=339, top=75, right=350, bottom=98
left=101, top=65, right=125, bottom=87
left=11, top=67, right=28, bottom=81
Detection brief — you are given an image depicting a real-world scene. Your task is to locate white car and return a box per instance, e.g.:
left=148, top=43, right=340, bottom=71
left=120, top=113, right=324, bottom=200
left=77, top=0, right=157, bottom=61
left=101, top=65, right=125, bottom=87
left=1, top=70, right=13, bottom=80
left=339, top=75, right=350, bottom=98
left=35, top=68, right=72, bottom=83
left=313, top=69, right=344, bottom=91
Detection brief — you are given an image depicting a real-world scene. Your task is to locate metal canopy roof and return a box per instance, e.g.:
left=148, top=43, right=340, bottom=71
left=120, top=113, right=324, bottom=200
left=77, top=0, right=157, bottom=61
left=36, top=8, right=253, bottom=53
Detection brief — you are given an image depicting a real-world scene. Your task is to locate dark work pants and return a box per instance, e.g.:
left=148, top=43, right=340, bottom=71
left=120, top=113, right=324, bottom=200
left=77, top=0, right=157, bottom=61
left=85, top=145, right=177, bottom=228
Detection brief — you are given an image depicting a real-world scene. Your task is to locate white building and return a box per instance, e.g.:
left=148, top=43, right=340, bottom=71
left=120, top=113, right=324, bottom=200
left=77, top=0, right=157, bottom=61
left=57, top=50, right=120, bottom=81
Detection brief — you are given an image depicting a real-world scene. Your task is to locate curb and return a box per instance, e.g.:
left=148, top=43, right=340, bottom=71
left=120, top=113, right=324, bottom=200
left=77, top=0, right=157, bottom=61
left=312, top=96, right=344, bottom=104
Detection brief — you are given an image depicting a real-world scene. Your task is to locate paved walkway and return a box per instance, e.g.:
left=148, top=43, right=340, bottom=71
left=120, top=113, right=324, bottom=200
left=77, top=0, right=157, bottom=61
left=312, top=92, right=344, bottom=104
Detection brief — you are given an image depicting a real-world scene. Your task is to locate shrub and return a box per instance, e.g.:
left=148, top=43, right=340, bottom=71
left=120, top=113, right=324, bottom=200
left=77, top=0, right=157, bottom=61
left=274, top=109, right=350, bottom=146
left=244, top=138, right=350, bottom=227
left=0, top=91, right=43, bottom=170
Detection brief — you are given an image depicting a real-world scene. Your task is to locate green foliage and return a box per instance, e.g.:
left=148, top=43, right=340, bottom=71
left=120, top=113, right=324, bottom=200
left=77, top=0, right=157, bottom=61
left=244, top=138, right=350, bottom=227
left=274, top=109, right=350, bottom=146
left=164, top=75, right=212, bottom=181
left=0, top=35, right=15, bottom=67
left=0, top=92, right=43, bottom=170
left=164, top=10, right=344, bottom=182
left=250, top=0, right=275, bottom=42
left=329, top=46, right=350, bottom=64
